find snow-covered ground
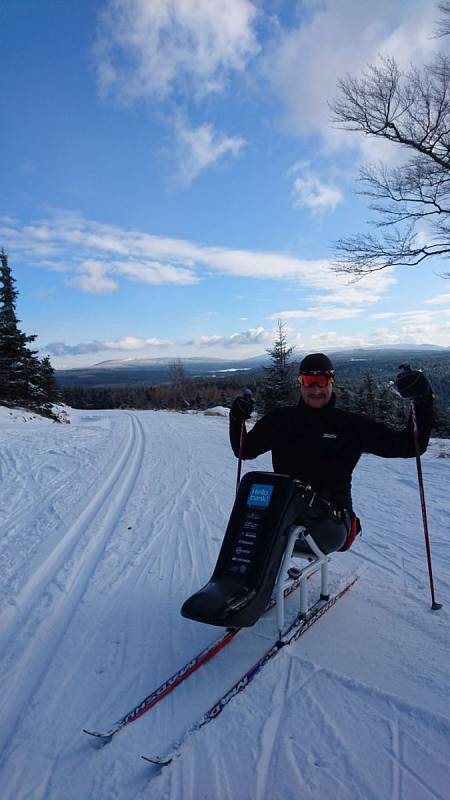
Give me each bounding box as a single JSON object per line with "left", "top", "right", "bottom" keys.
{"left": 0, "top": 406, "right": 449, "bottom": 800}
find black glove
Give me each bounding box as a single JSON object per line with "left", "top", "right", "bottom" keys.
{"left": 230, "top": 391, "right": 254, "bottom": 421}
{"left": 395, "top": 365, "right": 431, "bottom": 401}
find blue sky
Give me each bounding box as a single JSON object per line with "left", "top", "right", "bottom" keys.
{"left": 1, "top": 0, "right": 450, "bottom": 369}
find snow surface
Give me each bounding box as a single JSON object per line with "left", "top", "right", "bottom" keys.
{"left": 0, "top": 406, "right": 449, "bottom": 800}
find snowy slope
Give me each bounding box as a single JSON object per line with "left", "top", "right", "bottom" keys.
{"left": 0, "top": 406, "right": 449, "bottom": 800}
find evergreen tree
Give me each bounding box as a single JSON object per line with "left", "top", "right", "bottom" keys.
{"left": 0, "top": 251, "right": 59, "bottom": 413}
{"left": 37, "top": 355, "right": 62, "bottom": 411}
{"left": 376, "top": 385, "right": 396, "bottom": 425}
{"left": 336, "top": 384, "right": 352, "bottom": 411}
{"left": 362, "top": 373, "right": 377, "bottom": 418}
{"left": 0, "top": 250, "right": 38, "bottom": 404}
{"left": 169, "top": 358, "right": 190, "bottom": 409}
{"left": 259, "top": 321, "right": 296, "bottom": 415}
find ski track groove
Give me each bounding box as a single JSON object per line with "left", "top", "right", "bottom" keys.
{"left": 300, "top": 681, "right": 387, "bottom": 800}
{"left": 0, "top": 412, "right": 146, "bottom": 771}
{"left": 0, "top": 425, "right": 131, "bottom": 615}
{"left": 285, "top": 659, "right": 450, "bottom": 800}
{"left": 0, "top": 414, "right": 137, "bottom": 638}
{"left": 392, "top": 732, "right": 447, "bottom": 800}
{"left": 258, "top": 658, "right": 321, "bottom": 800}
{"left": 1, "top": 412, "right": 447, "bottom": 800}
{"left": 0, "top": 411, "right": 241, "bottom": 800}
{"left": 390, "top": 719, "right": 401, "bottom": 800}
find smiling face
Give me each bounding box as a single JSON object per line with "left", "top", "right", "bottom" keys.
{"left": 300, "top": 378, "right": 333, "bottom": 409}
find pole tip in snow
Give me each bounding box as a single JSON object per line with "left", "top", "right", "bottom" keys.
{"left": 431, "top": 602, "right": 443, "bottom": 610}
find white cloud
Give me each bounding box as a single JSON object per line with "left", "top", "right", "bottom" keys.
{"left": 191, "top": 311, "right": 218, "bottom": 322}
{"left": 425, "top": 293, "right": 450, "bottom": 305}
{"left": 290, "top": 162, "right": 343, "bottom": 213}
{"left": 369, "top": 322, "right": 450, "bottom": 346}
{"left": 191, "top": 335, "right": 225, "bottom": 347}
{"left": 269, "top": 306, "right": 363, "bottom": 321}
{"left": 35, "top": 287, "right": 56, "bottom": 300}
{"left": 175, "top": 121, "right": 246, "bottom": 184}
{"left": 103, "top": 336, "right": 172, "bottom": 349}
{"left": 44, "top": 337, "right": 172, "bottom": 357}
{"left": 43, "top": 341, "right": 106, "bottom": 357}
{"left": 188, "top": 326, "right": 272, "bottom": 347}
{"left": 33, "top": 260, "right": 71, "bottom": 273}
{"left": 367, "top": 311, "right": 450, "bottom": 346}
{"left": 94, "top": 1, "right": 257, "bottom": 182}
{"left": 3, "top": 212, "right": 395, "bottom": 309}
{"left": 67, "top": 260, "right": 118, "bottom": 293}
{"left": 370, "top": 310, "right": 438, "bottom": 324}
{"left": 268, "top": 0, "right": 438, "bottom": 156}
{"left": 95, "top": 0, "right": 260, "bottom": 103}
{"left": 305, "top": 331, "right": 371, "bottom": 350}
{"left": 228, "top": 326, "right": 272, "bottom": 345}
{"left": 113, "top": 259, "right": 198, "bottom": 285}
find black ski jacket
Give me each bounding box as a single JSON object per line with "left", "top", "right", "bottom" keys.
{"left": 229, "top": 394, "right": 433, "bottom": 511}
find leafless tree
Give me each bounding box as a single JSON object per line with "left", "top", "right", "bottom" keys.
{"left": 435, "top": 2, "right": 450, "bottom": 36}
{"left": 331, "top": 12, "right": 450, "bottom": 279}
{"left": 168, "top": 358, "right": 190, "bottom": 409}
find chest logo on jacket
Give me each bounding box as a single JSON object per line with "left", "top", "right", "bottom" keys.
{"left": 322, "top": 433, "right": 338, "bottom": 439}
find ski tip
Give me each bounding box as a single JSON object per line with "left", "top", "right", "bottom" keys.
{"left": 141, "top": 754, "right": 173, "bottom": 767}
{"left": 83, "top": 729, "right": 114, "bottom": 745}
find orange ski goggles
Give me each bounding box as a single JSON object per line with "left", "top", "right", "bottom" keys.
{"left": 298, "top": 371, "right": 335, "bottom": 388}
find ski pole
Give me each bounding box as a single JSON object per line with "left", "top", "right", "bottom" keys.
{"left": 235, "top": 390, "right": 253, "bottom": 496}
{"left": 410, "top": 400, "right": 442, "bottom": 611}
{"left": 236, "top": 420, "right": 245, "bottom": 496}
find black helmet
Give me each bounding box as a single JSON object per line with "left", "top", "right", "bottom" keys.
{"left": 299, "top": 353, "right": 334, "bottom": 374}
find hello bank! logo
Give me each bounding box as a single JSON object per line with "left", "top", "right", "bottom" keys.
{"left": 247, "top": 484, "right": 274, "bottom": 508}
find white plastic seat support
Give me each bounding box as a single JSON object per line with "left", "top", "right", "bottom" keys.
{"left": 274, "top": 525, "right": 330, "bottom": 639}
{"left": 275, "top": 525, "right": 303, "bottom": 636}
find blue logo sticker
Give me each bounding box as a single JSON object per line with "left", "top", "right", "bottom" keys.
{"left": 247, "top": 483, "right": 274, "bottom": 508}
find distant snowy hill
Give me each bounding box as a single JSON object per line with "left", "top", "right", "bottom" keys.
{"left": 55, "top": 346, "right": 450, "bottom": 388}
{"left": 0, "top": 406, "right": 448, "bottom": 799}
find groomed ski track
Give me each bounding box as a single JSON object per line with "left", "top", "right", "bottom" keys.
{"left": 0, "top": 408, "right": 449, "bottom": 799}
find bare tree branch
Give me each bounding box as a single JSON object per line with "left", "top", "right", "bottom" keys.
{"left": 331, "top": 48, "right": 450, "bottom": 277}
{"left": 434, "top": 2, "right": 450, "bottom": 37}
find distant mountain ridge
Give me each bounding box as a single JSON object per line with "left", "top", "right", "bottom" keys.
{"left": 92, "top": 356, "right": 232, "bottom": 369}
{"left": 89, "top": 343, "right": 447, "bottom": 371}
{"left": 55, "top": 346, "right": 450, "bottom": 388}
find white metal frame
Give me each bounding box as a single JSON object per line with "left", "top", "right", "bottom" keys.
{"left": 274, "top": 524, "right": 330, "bottom": 639}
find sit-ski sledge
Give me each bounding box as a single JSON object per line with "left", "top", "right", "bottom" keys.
{"left": 84, "top": 471, "right": 360, "bottom": 744}
{"left": 182, "top": 471, "right": 361, "bottom": 639}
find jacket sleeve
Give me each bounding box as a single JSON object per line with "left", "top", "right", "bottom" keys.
{"left": 229, "top": 410, "right": 278, "bottom": 460}
{"left": 357, "top": 396, "right": 433, "bottom": 458}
